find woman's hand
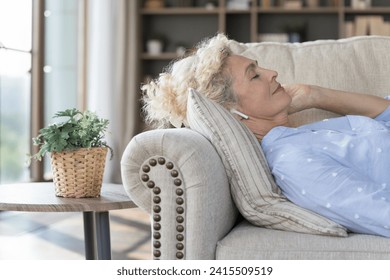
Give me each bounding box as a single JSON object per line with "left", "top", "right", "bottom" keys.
{"left": 284, "top": 84, "right": 317, "bottom": 114}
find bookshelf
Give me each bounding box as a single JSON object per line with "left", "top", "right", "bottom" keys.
{"left": 138, "top": 0, "right": 390, "bottom": 80}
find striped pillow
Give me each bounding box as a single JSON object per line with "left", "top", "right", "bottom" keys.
{"left": 187, "top": 88, "right": 347, "bottom": 236}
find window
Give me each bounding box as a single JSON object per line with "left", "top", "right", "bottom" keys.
{"left": 0, "top": 0, "right": 32, "bottom": 183}
{"left": 0, "top": 0, "right": 79, "bottom": 183}
{"left": 42, "top": 0, "right": 79, "bottom": 178}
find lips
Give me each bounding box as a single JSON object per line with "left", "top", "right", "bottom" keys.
{"left": 273, "top": 84, "right": 283, "bottom": 95}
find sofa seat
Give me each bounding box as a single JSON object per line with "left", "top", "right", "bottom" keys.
{"left": 216, "top": 220, "right": 390, "bottom": 260}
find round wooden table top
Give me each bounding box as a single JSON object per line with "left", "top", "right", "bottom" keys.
{"left": 0, "top": 182, "right": 136, "bottom": 212}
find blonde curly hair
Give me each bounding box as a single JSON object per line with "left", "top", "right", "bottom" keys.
{"left": 141, "top": 33, "right": 237, "bottom": 128}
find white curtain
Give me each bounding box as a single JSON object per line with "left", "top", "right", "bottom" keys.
{"left": 86, "top": 0, "right": 140, "bottom": 183}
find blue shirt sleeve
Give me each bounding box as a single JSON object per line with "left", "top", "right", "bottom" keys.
{"left": 375, "top": 96, "right": 390, "bottom": 122}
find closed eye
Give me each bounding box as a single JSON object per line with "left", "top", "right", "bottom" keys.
{"left": 251, "top": 74, "right": 259, "bottom": 80}
{"left": 245, "top": 60, "right": 260, "bottom": 80}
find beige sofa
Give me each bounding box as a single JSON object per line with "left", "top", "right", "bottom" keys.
{"left": 121, "top": 36, "right": 390, "bottom": 260}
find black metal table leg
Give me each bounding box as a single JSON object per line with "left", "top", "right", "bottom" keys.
{"left": 95, "top": 211, "right": 111, "bottom": 260}
{"left": 83, "top": 212, "right": 97, "bottom": 260}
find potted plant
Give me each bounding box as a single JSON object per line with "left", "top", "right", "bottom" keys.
{"left": 30, "top": 108, "right": 112, "bottom": 198}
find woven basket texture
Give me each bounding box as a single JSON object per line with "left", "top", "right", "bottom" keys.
{"left": 51, "top": 147, "right": 107, "bottom": 198}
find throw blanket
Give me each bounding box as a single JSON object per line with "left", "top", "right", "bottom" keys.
{"left": 262, "top": 101, "right": 390, "bottom": 237}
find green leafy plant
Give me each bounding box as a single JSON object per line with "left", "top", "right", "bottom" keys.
{"left": 30, "top": 108, "right": 112, "bottom": 161}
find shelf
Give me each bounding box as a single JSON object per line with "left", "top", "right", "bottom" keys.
{"left": 141, "top": 6, "right": 390, "bottom": 15}
{"left": 138, "top": 1, "right": 390, "bottom": 80}
{"left": 256, "top": 7, "right": 339, "bottom": 14}
{"left": 142, "top": 7, "right": 343, "bottom": 15}
{"left": 141, "top": 7, "right": 220, "bottom": 15}
{"left": 344, "top": 7, "right": 390, "bottom": 14}
{"left": 225, "top": 8, "right": 252, "bottom": 14}
{"left": 141, "top": 52, "right": 178, "bottom": 60}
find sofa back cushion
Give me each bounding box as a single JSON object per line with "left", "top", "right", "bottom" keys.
{"left": 228, "top": 36, "right": 390, "bottom": 126}
{"left": 187, "top": 88, "right": 347, "bottom": 236}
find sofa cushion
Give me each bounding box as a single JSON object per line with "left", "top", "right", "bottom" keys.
{"left": 216, "top": 220, "right": 390, "bottom": 259}
{"left": 187, "top": 88, "right": 347, "bottom": 237}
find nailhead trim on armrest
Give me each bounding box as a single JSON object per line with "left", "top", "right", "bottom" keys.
{"left": 141, "top": 157, "right": 185, "bottom": 260}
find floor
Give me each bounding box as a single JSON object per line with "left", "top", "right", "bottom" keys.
{"left": 0, "top": 208, "right": 151, "bottom": 260}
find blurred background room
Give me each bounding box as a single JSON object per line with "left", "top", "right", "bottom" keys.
{"left": 0, "top": 0, "right": 389, "bottom": 259}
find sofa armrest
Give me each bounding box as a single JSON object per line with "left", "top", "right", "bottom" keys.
{"left": 121, "top": 128, "right": 238, "bottom": 259}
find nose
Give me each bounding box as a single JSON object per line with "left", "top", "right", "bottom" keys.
{"left": 270, "top": 69, "right": 278, "bottom": 80}
{"left": 265, "top": 68, "right": 278, "bottom": 81}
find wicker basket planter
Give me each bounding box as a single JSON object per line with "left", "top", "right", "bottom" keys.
{"left": 30, "top": 109, "right": 112, "bottom": 198}
{"left": 51, "top": 147, "right": 108, "bottom": 198}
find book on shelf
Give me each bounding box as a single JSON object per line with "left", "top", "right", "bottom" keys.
{"left": 258, "top": 33, "right": 289, "bottom": 43}
{"left": 345, "top": 16, "right": 390, "bottom": 37}
{"left": 259, "top": 0, "right": 302, "bottom": 8}
{"left": 259, "top": 0, "right": 272, "bottom": 8}
{"left": 284, "top": 0, "right": 303, "bottom": 9}
{"left": 344, "top": 21, "right": 355, "bottom": 38}
{"left": 354, "top": 16, "right": 369, "bottom": 36}
{"left": 351, "top": 0, "right": 371, "bottom": 9}
{"left": 227, "top": 0, "right": 251, "bottom": 10}
{"left": 369, "top": 16, "right": 390, "bottom": 36}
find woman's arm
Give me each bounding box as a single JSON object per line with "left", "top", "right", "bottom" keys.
{"left": 285, "top": 84, "right": 390, "bottom": 118}
{"left": 312, "top": 85, "right": 390, "bottom": 118}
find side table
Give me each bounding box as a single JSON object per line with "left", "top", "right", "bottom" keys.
{"left": 0, "top": 182, "right": 136, "bottom": 260}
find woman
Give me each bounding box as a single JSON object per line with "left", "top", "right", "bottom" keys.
{"left": 142, "top": 34, "right": 390, "bottom": 237}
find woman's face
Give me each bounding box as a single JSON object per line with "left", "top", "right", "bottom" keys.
{"left": 226, "top": 55, "right": 291, "bottom": 120}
